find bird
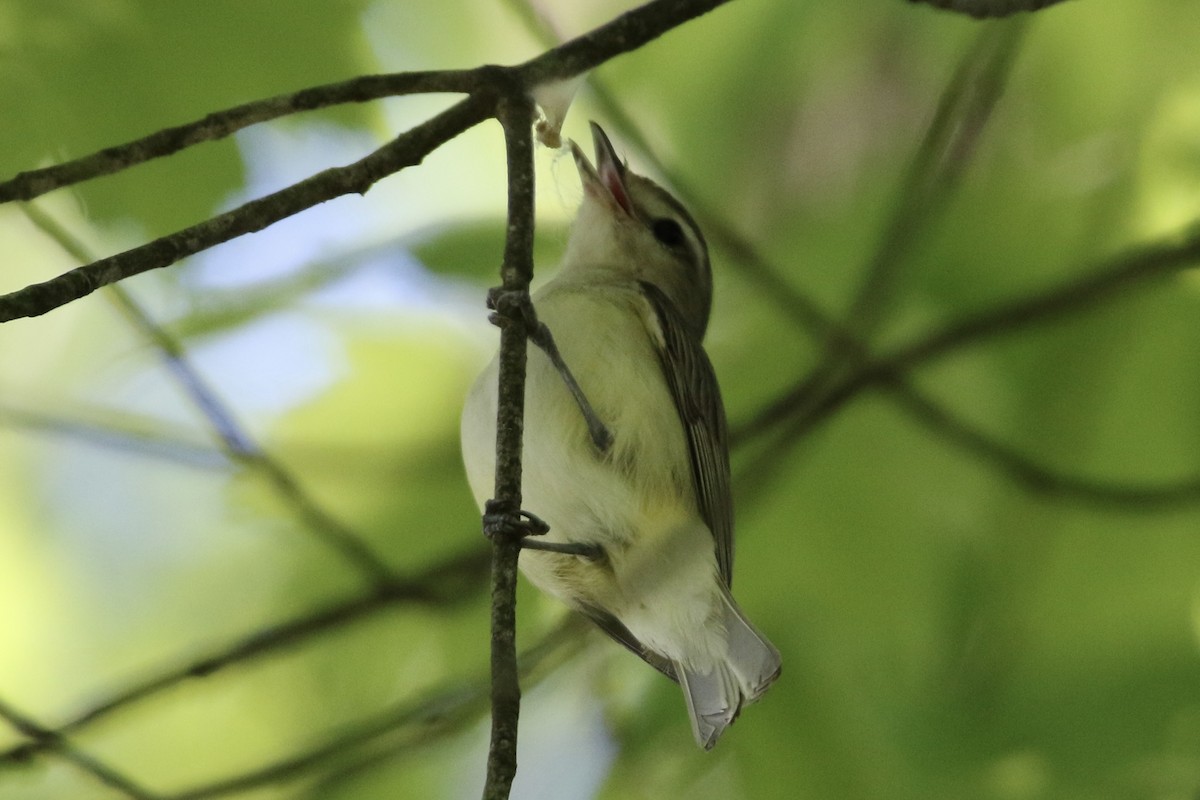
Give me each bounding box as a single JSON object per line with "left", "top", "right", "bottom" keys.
{"left": 461, "top": 121, "right": 780, "bottom": 749}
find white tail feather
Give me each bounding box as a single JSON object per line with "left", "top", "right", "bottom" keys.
{"left": 677, "top": 586, "right": 781, "bottom": 749}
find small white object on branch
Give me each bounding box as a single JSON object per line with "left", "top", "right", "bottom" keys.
{"left": 533, "top": 76, "right": 583, "bottom": 148}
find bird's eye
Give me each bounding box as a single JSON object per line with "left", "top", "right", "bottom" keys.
{"left": 651, "top": 218, "right": 685, "bottom": 248}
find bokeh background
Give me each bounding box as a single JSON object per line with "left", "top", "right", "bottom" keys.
{"left": 2, "top": 1, "right": 1200, "bottom": 798}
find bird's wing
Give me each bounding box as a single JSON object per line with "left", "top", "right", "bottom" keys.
{"left": 637, "top": 280, "right": 734, "bottom": 585}
{"left": 578, "top": 603, "right": 679, "bottom": 682}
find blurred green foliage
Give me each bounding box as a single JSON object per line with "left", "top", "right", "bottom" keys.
{"left": 2, "top": 1, "right": 1200, "bottom": 799}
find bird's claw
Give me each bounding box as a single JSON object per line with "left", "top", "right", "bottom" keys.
{"left": 487, "top": 286, "right": 538, "bottom": 335}
{"left": 483, "top": 498, "right": 549, "bottom": 543}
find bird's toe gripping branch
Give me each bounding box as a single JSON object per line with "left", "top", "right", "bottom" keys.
{"left": 483, "top": 498, "right": 549, "bottom": 542}
{"left": 482, "top": 499, "right": 602, "bottom": 559}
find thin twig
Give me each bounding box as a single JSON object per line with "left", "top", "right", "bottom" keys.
{"left": 907, "top": 0, "right": 1072, "bottom": 17}
{"left": 293, "top": 616, "right": 586, "bottom": 800}
{"left": 0, "top": 94, "right": 494, "bottom": 322}
{"left": 0, "top": 71, "right": 482, "bottom": 203}
{"left": 0, "top": 401, "right": 228, "bottom": 469}
{"left": 843, "top": 21, "right": 1026, "bottom": 338}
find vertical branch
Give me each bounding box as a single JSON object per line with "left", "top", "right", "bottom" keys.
{"left": 482, "top": 89, "right": 537, "bottom": 800}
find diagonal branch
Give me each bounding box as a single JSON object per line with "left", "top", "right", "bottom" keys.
{"left": 840, "top": 20, "right": 1026, "bottom": 340}
{"left": 0, "top": 71, "right": 484, "bottom": 204}
{"left": 0, "top": 94, "right": 493, "bottom": 322}
{"left": 777, "top": 22, "right": 1026, "bottom": 429}
{"left": 0, "top": 699, "right": 159, "bottom": 800}
{"left": 744, "top": 225, "right": 1200, "bottom": 487}
{"left": 887, "top": 383, "right": 1200, "bottom": 507}
{"left": 164, "top": 619, "right": 581, "bottom": 800}
{"left": 0, "top": 0, "right": 737, "bottom": 324}
{"left": 0, "top": 0, "right": 732, "bottom": 208}
{"left": 0, "top": 549, "right": 489, "bottom": 767}
{"left": 20, "top": 203, "right": 397, "bottom": 585}
{"left": 0, "top": 400, "right": 228, "bottom": 469}
{"left": 502, "top": 1, "right": 1161, "bottom": 513}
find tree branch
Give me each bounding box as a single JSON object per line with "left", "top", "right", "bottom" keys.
{"left": 0, "top": 549, "right": 489, "bottom": 767}
{"left": 20, "top": 203, "right": 397, "bottom": 586}
{"left": 907, "top": 0, "right": 1073, "bottom": 17}
{"left": 506, "top": 7, "right": 1162, "bottom": 515}
{"left": 0, "top": 71, "right": 482, "bottom": 204}
{"left": 0, "top": 699, "right": 158, "bottom": 800}
{"left": 481, "top": 90, "right": 537, "bottom": 800}
{"left": 887, "top": 383, "right": 1200, "bottom": 507}
{"left": 0, "top": 94, "right": 493, "bottom": 322}
{"left": 758, "top": 22, "right": 1025, "bottom": 437}
{"left": 0, "top": 0, "right": 736, "bottom": 324}
{"left": 0, "top": 401, "right": 228, "bottom": 469}
{"left": 0, "top": 0, "right": 733, "bottom": 208}
{"left": 163, "top": 619, "right": 581, "bottom": 800}
{"left": 742, "top": 225, "right": 1200, "bottom": 489}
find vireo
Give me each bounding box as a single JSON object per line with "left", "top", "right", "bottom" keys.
{"left": 461, "top": 122, "right": 780, "bottom": 749}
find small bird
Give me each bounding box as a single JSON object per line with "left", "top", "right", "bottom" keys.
{"left": 461, "top": 122, "right": 780, "bottom": 749}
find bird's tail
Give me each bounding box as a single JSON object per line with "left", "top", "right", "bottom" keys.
{"left": 677, "top": 587, "right": 781, "bottom": 750}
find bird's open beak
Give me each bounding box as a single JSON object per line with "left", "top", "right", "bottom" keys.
{"left": 571, "top": 122, "right": 634, "bottom": 216}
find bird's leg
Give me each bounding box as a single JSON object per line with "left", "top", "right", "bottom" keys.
{"left": 488, "top": 287, "right": 613, "bottom": 454}
{"left": 520, "top": 539, "right": 605, "bottom": 559}
{"left": 482, "top": 499, "right": 604, "bottom": 560}
{"left": 527, "top": 321, "right": 614, "bottom": 454}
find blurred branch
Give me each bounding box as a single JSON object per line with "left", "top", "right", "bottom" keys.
{"left": 0, "top": 0, "right": 735, "bottom": 323}
{"left": 743, "top": 225, "right": 1200, "bottom": 494}
{"left": 842, "top": 21, "right": 1025, "bottom": 342}
{"left": 0, "top": 549, "right": 490, "bottom": 768}
{"left": 774, "top": 22, "right": 1026, "bottom": 431}
{"left": 0, "top": 699, "right": 158, "bottom": 800}
{"left": 906, "top": 0, "right": 1073, "bottom": 18}
{"left": 888, "top": 384, "right": 1200, "bottom": 507}
{"left": 880, "top": 226, "right": 1200, "bottom": 376}
{"left": 167, "top": 240, "right": 394, "bottom": 339}
{"left": 165, "top": 617, "right": 582, "bottom": 800}
{"left": 0, "top": 617, "right": 579, "bottom": 800}
{"left": 0, "top": 400, "right": 228, "bottom": 469}
{"left": 21, "top": 203, "right": 398, "bottom": 587}
{"left": 297, "top": 617, "right": 587, "bottom": 800}
{"left": 503, "top": 1, "right": 1179, "bottom": 515}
